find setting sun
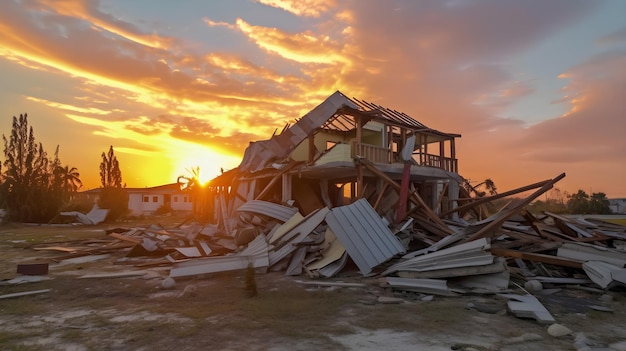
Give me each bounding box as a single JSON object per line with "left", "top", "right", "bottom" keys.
{"left": 171, "top": 144, "right": 241, "bottom": 185}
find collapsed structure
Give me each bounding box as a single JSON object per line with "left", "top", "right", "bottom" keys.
{"left": 205, "top": 90, "right": 461, "bottom": 229}
{"left": 23, "top": 91, "right": 626, "bottom": 325}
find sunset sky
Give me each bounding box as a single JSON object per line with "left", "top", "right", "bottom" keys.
{"left": 1, "top": 0, "right": 625, "bottom": 198}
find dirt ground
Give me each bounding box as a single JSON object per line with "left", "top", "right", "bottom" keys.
{"left": 1, "top": 220, "right": 626, "bottom": 351}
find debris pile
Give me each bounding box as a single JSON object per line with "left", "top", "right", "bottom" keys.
{"left": 12, "top": 91, "right": 626, "bottom": 331}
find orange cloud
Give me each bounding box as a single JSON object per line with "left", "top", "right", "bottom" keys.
{"left": 235, "top": 18, "right": 348, "bottom": 64}
{"left": 202, "top": 18, "right": 235, "bottom": 29}
{"left": 256, "top": 0, "right": 337, "bottom": 17}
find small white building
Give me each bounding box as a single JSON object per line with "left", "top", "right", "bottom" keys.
{"left": 609, "top": 198, "right": 626, "bottom": 214}
{"left": 126, "top": 183, "right": 192, "bottom": 216}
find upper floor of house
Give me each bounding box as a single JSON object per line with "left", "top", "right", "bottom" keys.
{"left": 287, "top": 91, "right": 460, "bottom": 173}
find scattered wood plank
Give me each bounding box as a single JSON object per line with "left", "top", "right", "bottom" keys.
{"left": 0, "top": 289, "right": 51, "bottom": 300}
{"left": 489, "top": 247, "right": 583, "bottom": 269}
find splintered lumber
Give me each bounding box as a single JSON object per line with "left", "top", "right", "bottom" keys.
{"left": 489, "top": 248, "right": 583, "bottom": 269}
{"left": 466, "top": 173, "right": 565, "bottom": 241}
{"left": 255, "top": 161, "right": 303, "bottom": 201}
{"left": 439, "top": 179, "right": 551, "bottom": 218}
{"left": 269, "top": 207, "right": 329, "bottom": 266}
{"left": 356, "top": 157, "right": 452, "bottom": 232}
{"left": 373, "top": 183, "right": 390, "bottom": 210}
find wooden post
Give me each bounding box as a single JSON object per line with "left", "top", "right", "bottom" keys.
{"left": 357, "top": 163, "right": 363, "bottom": 200}
{"left": 388, "top": 126, "right": 394, "bottom": 162}
{"left": 423, "top": 137, "right": 428, "bottom": 165}
{"left": 439, "top": 140, "right": 445, "bottom": 170}
{"left": 356, "top": 116, "right": 362, "bottom": 157}
{"left": 450, "top": 138, "right": 456, "bottom": 172}
{"left": 308, "top": 135, "right": 316, "bottom": 163}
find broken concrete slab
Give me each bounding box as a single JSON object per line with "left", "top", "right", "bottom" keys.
{"left": 498, "top": 293, "right": 556, "bottom": 324}
{"left": 582, "top": 260, "right": 626, "bottom": 289}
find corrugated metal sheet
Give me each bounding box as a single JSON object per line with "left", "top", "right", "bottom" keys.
{"left": 169, "top": 235, "right": 269, "bottom": 278}
{"left": 325, "top": 199, "right": 405, "bottom": 274}
{"left": 382, "top": 238, "right": 492, "bottom": 276}
{"left": 236, "top": 200, "right": 298, "bottom": 223}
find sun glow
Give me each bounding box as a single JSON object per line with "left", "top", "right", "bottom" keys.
{"left": 171, "top": 144, "right": 241, "bottom": 185}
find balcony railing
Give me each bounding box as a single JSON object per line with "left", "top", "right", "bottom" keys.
{"left": 351, "top": 142, "right": 458, "bottom": 173}
{"left": 351, "top": 142, "right": 392, "bottom": 163}
{"left": 419, "top": 153, "right": 458, "bottom": 173}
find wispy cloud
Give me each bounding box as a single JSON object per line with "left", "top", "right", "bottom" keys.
{"left": 255, "top": 0, "right": 337, "bottom": 17}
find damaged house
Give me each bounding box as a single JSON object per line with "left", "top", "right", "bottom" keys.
{"left": 26, "top": 91, "right": 626, "bottom": 328}
{"left": 206, "top": 90, "right": 462, "bottom": 228}
{"left": 170, "top": 90, "right": 468, "bottom": 277}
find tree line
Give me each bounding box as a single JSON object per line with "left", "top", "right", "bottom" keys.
{"left": 0, "top": 114, "right": 127, "bottom": 223}
{"left": 529, "top": 188, "right": 612, "bottom": 215}
{"left": 463, "top": 179, "right": 612, "bottom": 215}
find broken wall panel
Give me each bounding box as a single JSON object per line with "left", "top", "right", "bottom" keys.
{"left": 268, "top": 207, "right": 329, "bottom": 267}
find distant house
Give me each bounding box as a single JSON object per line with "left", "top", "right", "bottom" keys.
{"left": 78, "top": 183, "right": 193, "bottom": 217}
{"left": 127, "top": 183, "right": 192, "bottom": 216}
{"left": 609, "top": 198, "right": 626, "bottom": 214}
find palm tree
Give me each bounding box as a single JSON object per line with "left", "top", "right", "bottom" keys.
{"left": 463, "top": 178, "right": 498, "bottom": 197}
{"left": 56, "top": 165, "right": 83, "bottom": 195}
{"left": 177, "top": 166, "right": 201, "bottom": 191}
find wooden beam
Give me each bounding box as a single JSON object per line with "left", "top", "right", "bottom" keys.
{"left": 373, "top": 183, "right": 389, "bottom": 210}
{"left": 255, "top": 161, "right": 303, "bottom": 201}
{"left": 489, "top": 248, "right": 583, "bottom": 269}
{"left": 439, "top": 179, "right": 552, "bottom": 218}
{"left": 465, "top": 173, "right": 566, "bottom": 242}
{"left": 434, "top": 182, "right": 449, "bottom": 214}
